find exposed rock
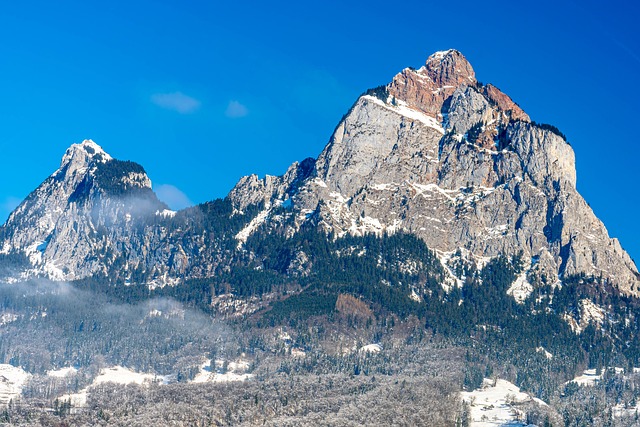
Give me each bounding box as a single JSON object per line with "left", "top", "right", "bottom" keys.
{"left": 388, "top": 49, "right": 475, "bottom": 119}
{"left": 482, "top": 84, "right": 530, "bottom": 122}
{"left": 229, "top": 50, "right": 640, "bottom": 295}
{"left": 0, "top": 140, "right": 213, "bottom": 284}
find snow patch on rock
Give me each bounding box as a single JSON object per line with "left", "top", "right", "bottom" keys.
{"left": 536, "top": 347, "right": 553, "bottom": 360}
{"left": 507, "top": 269, "right": 533, "bottom": 304}
{"left": 563, "top": 299, "right": 607, "bottom": 334}
{"left": 235, "top": 206, "right": 271, "bottom": 247}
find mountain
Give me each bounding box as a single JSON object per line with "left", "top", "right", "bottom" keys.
{"left": 3, "top": 50, "right": 640, "bottom": 425}
{"left": 230, "top": 49, "right": 639, "bottom": 296}
{"left": 0, "top": 140, "right": 262, "bottom": 286}
{"left": 0, "top": 140, "right": 167, "bottom": 281}
{"left": 0, "top": 49, "right": 638, "bottom": 305}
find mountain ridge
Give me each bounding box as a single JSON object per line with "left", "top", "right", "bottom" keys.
{"left": 0, "top": 50, "right": 638, "bottom": 299}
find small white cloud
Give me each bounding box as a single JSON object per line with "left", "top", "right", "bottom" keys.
{"left": 1, "top": 196, "right": 21, "bottom": 223}
{"left": 225, "top": 100, "right": 249, "bottom": 118}
{"left": 151, "top": 92, "right": 201, "bottom": 114}
{"left": 154, "top": 184, "right": 193, "bottom": 211}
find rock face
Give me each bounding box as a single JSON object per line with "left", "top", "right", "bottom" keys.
{"left": 0, "top": 140, "right": 166, "bottom": 280}
{"left": 229, "top": 50, "right": 640, "bottom": 295}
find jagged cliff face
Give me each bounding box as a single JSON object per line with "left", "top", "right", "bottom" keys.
{"left": 229, "top": 49, "right": 640, "bottom": 295}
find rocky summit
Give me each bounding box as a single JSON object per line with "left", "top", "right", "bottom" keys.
{"left": 0, "top": 140, "right": 166, "bottom": 281}
{"left": 229, "top": 49, "right": 640, "bottom": 296}
{"left": 1, "top": 50, "right": 639, "bottom": 300}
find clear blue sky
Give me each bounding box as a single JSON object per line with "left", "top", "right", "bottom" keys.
{"left": 1, "top": 0, "right": 638, "bottom": 263}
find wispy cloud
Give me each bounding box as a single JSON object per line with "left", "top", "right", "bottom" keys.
{"left": 154, "top": 184, "right": 193, "bottom": 210}
{"left": 1, "top": 196, "right": 21, "bottom": 223}
{"left": 151, "top": 92, "right": 201, "bottom": 114}
{"left": 225, "top": 100, "right": 249, "bottom": 118}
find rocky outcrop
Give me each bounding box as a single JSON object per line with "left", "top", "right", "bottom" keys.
{"left": 387, "top": 49, "right": 475, "bottom": 118}
{"left": 229, "top": 50, "right": 640, "bottom": 295}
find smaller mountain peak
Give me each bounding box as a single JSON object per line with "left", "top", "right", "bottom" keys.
{"left": 53, "top": 140, "right": 113, "bottom": 184}
{"left": 59, "top": 139, "right": 112, "bottom": 169}
{"left": 423, "top": 49, "right": 476, "bottom": 87}
{"left": 429, "top": 49, "right": 459, "bottom": 60}
{"left": 70, "top": 139, "right": 112, "bottom": 160}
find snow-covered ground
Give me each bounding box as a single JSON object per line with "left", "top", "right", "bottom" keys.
{"left": 58, "top": 366, "right": 168, "bottom": 407}
{"left": 0, "top": 312, "right": 18, "bottom": 326}
{"left": 613, "top": 402, "right": 640, "bottom": 419}
{"left": 47, "top": 367, "right": 78, "bottom": 378}
{"left": 569, "top": 368, "right": 601, "bottom": 386}
{"left": 461, "top": 378, "right": 546, "bottom": 427}
{"left": 359, "top": 343, "right": 382, "bottom": 354}
{"left": 568, "top": 367, "right": 625, "bottom": 386}
{"left": 567, "top": 367, "right": 640, "bottom": 418}
{"left": 0, "top": 364, "right": 30, "bottom": 405}
{"left": 192, "top": 358, "right": 253, "bottom": 383}
{"left": 93, "top": 366, "right": 165, "bottom": 386}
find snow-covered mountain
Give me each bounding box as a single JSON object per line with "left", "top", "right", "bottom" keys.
{"left": 229, "top": 49, "right": 640, "bottom": 296}
{"left": 0, "top": 140, "right": 163, "bottom": 280}
{"left": 0, "top": 50, "right": 638, "bottom": 298}
{"left": 3, "top": 50, "right": 640, "bottom": 426}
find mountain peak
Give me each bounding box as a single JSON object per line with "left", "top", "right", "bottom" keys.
{"left": 423, "top": 49, "right": 476, "bottom": 86}
{"left": 54, "top": 139, "right": 113, "bottom": 183}
{"left": 387, "top": 49, "right": 476, "bottom": 118}
{"left": 0, "top": 140, "right": 160, "bottom": 280}
{"left": 59, "top": 139, "right": 112, "bottom": 170}
{"left": 233, "top": 48, "right": 640, "bottom": 295}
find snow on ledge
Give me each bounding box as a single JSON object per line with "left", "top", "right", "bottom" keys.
{"left": 362, "top": 95, "right": 445, "bottom": 135}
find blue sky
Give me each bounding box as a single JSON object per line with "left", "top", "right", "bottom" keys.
{"left": 1, "top": 0, "right": 639, "bottom": 263}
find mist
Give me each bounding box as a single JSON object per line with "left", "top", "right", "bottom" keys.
{"left": 0, "top": 277, "right": 233, "bottom": 377}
